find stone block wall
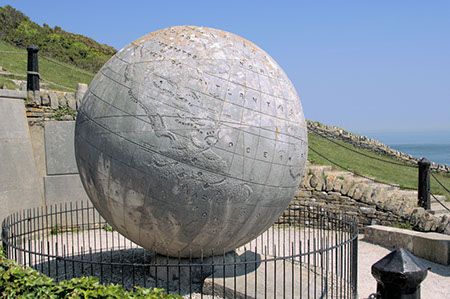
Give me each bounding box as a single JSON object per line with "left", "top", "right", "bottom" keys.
{"left": 25, "top": 83, "right": 87, "bottom": 124}
{"left": 277, "top": 168, "right": 450, "bottom": 235}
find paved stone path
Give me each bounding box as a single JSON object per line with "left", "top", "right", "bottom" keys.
{"left": 358, "top": 235, "right": 450, "bottom": 299}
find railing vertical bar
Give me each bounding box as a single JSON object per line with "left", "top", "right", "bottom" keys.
{"left": 178, "top": 250, "right": 182, "bottom": 295}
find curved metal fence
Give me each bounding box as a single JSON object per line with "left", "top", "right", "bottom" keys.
{"left": 1, "top": 201, "right": 358, "bottom": 298}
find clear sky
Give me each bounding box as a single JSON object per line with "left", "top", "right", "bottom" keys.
{"left": 5, "top": 0, "right": 450, "bottom": 132}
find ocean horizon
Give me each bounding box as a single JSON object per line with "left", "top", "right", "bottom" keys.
{"left": 354, "top": 129, "right": 450, "bottom": 166}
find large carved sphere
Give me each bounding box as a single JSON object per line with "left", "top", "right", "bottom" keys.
{"left": 75, "top": 26, "right": 307, "bottom": 257}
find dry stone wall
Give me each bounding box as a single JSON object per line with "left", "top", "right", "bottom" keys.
{"left": 277, "top": 166, "right": 450, "bottom": 235}
{"left": 25, "top": 83, "right": 87, "bottom": 125}
{"left": 307, "top": 120, "right": 450, "bottom": 174}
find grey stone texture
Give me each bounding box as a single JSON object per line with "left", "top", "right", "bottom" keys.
{"left": 66, "top": 93, "right": 76, "bottom": 110}
{"left": 49, "top": 92, "right": 59, "bottom": 109}
{"left": 45, "top": 121, "right": 78, "bottom": 175}
{"left": 0, "top": 89, "right": 27, "bottom": 99}
{"left": 0, "top": 97, "right": 43, "bottom": 222}
{"left": 43, "top": 174, "right": 89, "bottom": 205}
{"left": 75, "top": 83, "right": 88, "bottom": 109}
{"left": 280, "top": 165, "right": 450, "bottom": 236}
{"left": 74, "top": 26, "right": 308, "bottom": 257}
{"left": 365, "top": 225, "right": 450, "bottom": 265}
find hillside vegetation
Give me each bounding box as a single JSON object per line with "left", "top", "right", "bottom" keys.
{"left": 0, "top": 40, "right": 95, "bottom": 91}
{"left": 0, "top": 5, "right": 116, "bottom": 73}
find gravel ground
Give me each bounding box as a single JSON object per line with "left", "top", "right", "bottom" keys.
{"left": 357, "top": 235, "right": 450, "bottom": 299}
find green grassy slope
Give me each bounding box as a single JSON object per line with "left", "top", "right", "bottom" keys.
{"left": 0, "top": 41, "right": 95, "bottom": 91}
{"left": 0, "top": 5, "right": 116, "bottom": 73}
{"left": 308, "top": 133, "right": 450, "bottom": 200}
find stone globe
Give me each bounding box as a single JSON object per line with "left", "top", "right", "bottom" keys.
{"left": 75, "top": 26, "right": 307, "bottom": 257}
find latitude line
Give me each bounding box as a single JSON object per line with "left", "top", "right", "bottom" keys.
{"left": 77, "top": 110, "right": 299, "bottom": 189}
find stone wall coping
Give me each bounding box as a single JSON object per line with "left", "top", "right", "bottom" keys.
{"left": 364, "top": 225, "right": 450, "bottom": 265}
{"left": 0, "top": 89, "right": 27, "bottom": 99}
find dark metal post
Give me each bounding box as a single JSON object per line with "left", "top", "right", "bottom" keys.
{"left": 27, "top": 44, "right": 40, "bottom": 91}
{"left": 372, "top": 248, "right": 428, "bottom": 299}
{"left": 418, "top": 158, "right": 430, "bottom": 210}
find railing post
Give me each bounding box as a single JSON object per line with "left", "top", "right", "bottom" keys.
{"left": 26, "top": 44, "right": 40, "bottom": 91}
{"left": 352, "top": 231, "right": 358, "bottom": 297}
{"left": 372, "top": 248, "right": 428, "bottom": 299}
{"left": 418, "top": 158, "right": 430, "bottom": 210}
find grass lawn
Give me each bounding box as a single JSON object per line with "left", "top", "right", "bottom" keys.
{"left": 308, "top": 133, "right": 450, "bottom": 200}
{"left": 0, "top": 41, "right": 95, "bottom": 91}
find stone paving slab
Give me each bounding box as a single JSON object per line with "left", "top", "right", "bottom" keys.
{"left": 203, "top": 251, "right": 327, "bottom": 299}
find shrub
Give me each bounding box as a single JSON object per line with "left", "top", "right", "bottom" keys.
{"left": 0, "top": 5, "right": 116, "bottom": 73}
{"left": 0, "top": 247, "right": 181, "bottom": 298}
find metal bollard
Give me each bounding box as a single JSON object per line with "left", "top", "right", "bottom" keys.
{"left": 26, "top": 44, "right": 40, "bottom": 91}
{"left": 418, "top": 158, "right": 431, "bottom": 210}
{"left": 371, "top": 248, "right": 429, "bottom": 299}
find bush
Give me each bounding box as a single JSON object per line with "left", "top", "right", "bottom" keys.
{"left": 0, "top": 247, "right": 181, "bottom": 298}
{"left": 0, "top": 5, "right": 116, "bottom": 73}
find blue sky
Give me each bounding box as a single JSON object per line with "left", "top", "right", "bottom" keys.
{"left": 5, "top": 0, "right": 450, "bottom": 132}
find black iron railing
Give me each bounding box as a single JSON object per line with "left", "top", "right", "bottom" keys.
{"left": 2, "top": 201, "right": 358, "bottom": 298}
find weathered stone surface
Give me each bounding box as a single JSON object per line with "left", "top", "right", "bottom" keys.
{"left": 340, "top": 179, "right": 352, "bottom": 195}
{"left": 44, "top": 121, "right": 78, "bottom": 175}
{"left": 360, "top": 207, "right": 376, "bottom": 216}
{"left": 49, "top": 92, "right": 59, "bottom": 109}
{"left": 326, "top": 191, "right": 342, "bottom": 201}
{"left": 438, "top": 215, "right": 449, "bottom": 233}
{"left": 74, "top": 26, "right": 308, "bottom": 257}
{"left": 332, "top": 178, "right": 344, "bottom": 192}
{"left": 295, "top": 190, "right": 311, "bottom": 198}
{"left": 352, "top": 183, "right": 366, "bottom": 200}
{"left": 0, "top": 89, "right": 27, "bottom": 99}
{"left": 347, "top": 183, "right": 359, "bottom": 198}
{"left": 413, "top": 231, "right": 450, "bottom": 265}
{"left": 26, "top": 107, "right": 45, "bottom": 117}
{"left": 360, "top": 186, "right": 376, "bottom": 204}
{"left": 325, "top": 175, "right": 335, "bottom": 191}
{"left": 310, "top": 175, "right": 319, "bottom": 188}
{"left": 42, "top": 93, "right": 50, "bottom": 106}
{"left": 312, "top": 191, "right": 328, "bottom": 200}
{"left": 303, "top": 174, "right": 313, "bottom": 189}
{"left": 365, "top": 225, "right": 450, "bottom": 265}
{"left": 61, "top": 115, "right": 73, "bottom": 121}
{"left": 410, "top": 208, "right": 426, "bottom": 227}
{"left": 75, "top": 83, "right": 88, "bottom": 109}
{"left": 66, "top": 93, "right": 76, "bottom": 110}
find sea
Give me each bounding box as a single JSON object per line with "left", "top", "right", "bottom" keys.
{"left": 354, "top": 129, "right": 450, "bottom": 166}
